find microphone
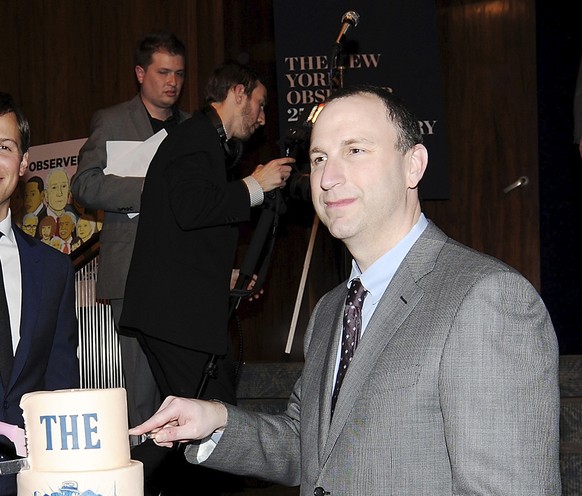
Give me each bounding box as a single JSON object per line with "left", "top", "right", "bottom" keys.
{"left": 334, "top": 11, "right": 360, "bottom": 45}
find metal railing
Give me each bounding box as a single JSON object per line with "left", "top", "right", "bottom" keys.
{"left": 73, "top": 235, "right": 123, "bottom": 389}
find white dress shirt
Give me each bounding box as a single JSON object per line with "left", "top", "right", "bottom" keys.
{"left": 0, "top": 210, "right": 23, "bottom": 354}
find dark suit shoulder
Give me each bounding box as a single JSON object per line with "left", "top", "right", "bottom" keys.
{"left": 14, "top": 225, "right": 73, "bottom": 268}
{"left": 160, "top": 111, "right": 220, "bottom": 149}
{"left": 96, "top": 95, "right": 143, "bottom": 118}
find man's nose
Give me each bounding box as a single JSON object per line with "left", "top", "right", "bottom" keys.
{"left": 258, "top": 109, "right": 266, "bottom": 126}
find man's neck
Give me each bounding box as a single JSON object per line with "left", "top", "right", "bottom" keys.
{"left": 140, "top": 95, "right": 172, "bottom": 121}
{"left": 0, "top": 206, "right": 9, "bottom": 224}
{"left": 209, "top": 102, "right": 232, "bottom": 139}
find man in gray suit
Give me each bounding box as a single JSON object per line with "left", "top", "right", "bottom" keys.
{"left": 71, "top": 31, "right": 190, "bottom": 431}
{"left": 129, "top": 85, "right": 561, "bottom": 495}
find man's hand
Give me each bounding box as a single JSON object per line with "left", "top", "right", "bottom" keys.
{"left": 231, "top": 269, "right": 263, "bottom": 301}
{"left": 252, "top": 157, "right": 295, "bottom": 192}
{"left": 128, "top": 396, "right": 228, "bottom": 448}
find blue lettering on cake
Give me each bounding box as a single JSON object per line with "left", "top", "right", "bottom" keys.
{"left": 83, "top": 413, "right": 100, "bottom": 449}
{"left": 38, "top": 413, "right": 101, "bottom": 450}
{"left": 60, "top": 414, "right": 79, "bottom": 450}
{"left": 39, "top": 415, "right": 57, "bottom": 450}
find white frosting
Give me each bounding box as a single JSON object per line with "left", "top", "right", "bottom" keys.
{"left": 20, "top": 388, "right": 131, "bottom": 471}
{"left": 17, "top": 460, "right": 143, "bottom": 495}
{"left": 18, "top": 388, "right": 143, "bottom": 495}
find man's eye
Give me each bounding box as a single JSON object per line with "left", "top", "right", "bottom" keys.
{"left": 349, "top": 148, "right": 364, "bottom": 155}
{"left": 311, "top": 156, "right": 326, "bottom": 166}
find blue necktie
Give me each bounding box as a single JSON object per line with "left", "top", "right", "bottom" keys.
{"left": 331, "top": 278, "right": 367, "bottom": 416}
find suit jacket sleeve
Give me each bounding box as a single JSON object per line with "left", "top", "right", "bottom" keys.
{"left": 42, "top": 252, "right": 80, "bottom": 390}
{"left": 182, "top": 302, "right": 324, "bottom": 486}
{"left": 441, "top": 270, "right": 560, "bottom": 494}
{"left": 185, "top": 386, "right": 303, "bottom": 487}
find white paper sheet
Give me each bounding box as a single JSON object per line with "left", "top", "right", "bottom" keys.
{"left": 105, "top": 129, "right": 167, "bottom": 178}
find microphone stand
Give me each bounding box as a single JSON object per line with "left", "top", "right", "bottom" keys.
{"left": 195, "top": 189, "right": 286, "bottom": 398}
{"left": 328, "top": 43, "right": 344, "bottom": 94}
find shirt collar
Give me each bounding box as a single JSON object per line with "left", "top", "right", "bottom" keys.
{"left": 0, "top": 211, "right": 16, "bottom": 244}
{"left": 348, "top": 213, "right": 429, "bottom": 304}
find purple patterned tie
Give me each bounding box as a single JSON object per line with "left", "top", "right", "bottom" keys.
{"left": 331, "top": 278, "right": 367, "bottom": 416}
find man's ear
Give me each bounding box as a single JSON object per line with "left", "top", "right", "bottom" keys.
{"left": 233, "top": 84, "right": 246, "bottom": 104}
{"left": 19, "top": 152, "right": 29, "bottom": 177}
{"left": 407, "top": 144, "right": 428, "bottom": 189}
{"left": 135, "top": 65, "right": 145, "bottom": 84}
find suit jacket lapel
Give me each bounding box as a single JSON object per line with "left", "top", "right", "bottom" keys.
{"left": 10, "top": 227, "right": 42, "bottom": 390}
{"left": 316, "top": 291, "right": 344, "bottom": 451}
{"left": 128, "top": 95, "right": 156, "bottom": 139}
{"left": 321, "top": 222, "right": 447, "bottom": 461}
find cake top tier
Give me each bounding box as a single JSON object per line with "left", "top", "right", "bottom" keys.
{"left": 20, "top": 388, "right": 131, "bottom": 471}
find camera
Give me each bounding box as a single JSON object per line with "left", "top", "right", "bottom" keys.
{"left": 283, "top": 104, "right": 324, "bottom": 203}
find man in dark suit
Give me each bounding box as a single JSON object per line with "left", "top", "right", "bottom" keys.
{"left": 130, "top": 85, "right": 561, "bottom": 495}
{"left": 71, "top": 31, "right": 190, "bottom": 433}
{"left": 0, "top": 93, "right": 79, "bottom": 496}
{"left": 120, "top": 61, "right": 294, "bottom": 495}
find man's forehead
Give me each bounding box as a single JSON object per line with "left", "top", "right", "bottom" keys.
{"left": 151, "top": 50, "right": 184, "bottom": 63}
{"left": 323, "top": 93, "right": 382, "bottom": 115}
{"left": 313, "top": 94, "right": 390, "bottom": 137}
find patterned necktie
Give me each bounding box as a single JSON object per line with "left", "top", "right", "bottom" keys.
{"left": 0, "top": 235, "right": 14, "bottom": 389}
{"left": 331, "top": 278, "right": 367, "bottom": 416}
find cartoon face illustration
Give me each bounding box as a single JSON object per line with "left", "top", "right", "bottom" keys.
{"left": 39, "top": 215, "right": 57, "bottom": 241}
{"left": 22, "top": 213, "right": 38, "bottom": 237}
{"left": 44, "top": 169, "right": 71, "bottom": 213}
{"left": 58, "top": 212, "right": 76, "bottom": 240}
{"left": 24, "top": 176, "right": 44, "bottom": 213}
{"left": 76, "top": 216, "right": 96, "bottom": 242}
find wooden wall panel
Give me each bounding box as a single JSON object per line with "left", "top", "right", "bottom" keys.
{"left": 1, "top": 0, "right": 225, "bottom": 145}
{"left": 424, "top": 0, "right": 540, "bottom": 289}
{"left": 425, "top": 0, "right": 540, "bottom": 288}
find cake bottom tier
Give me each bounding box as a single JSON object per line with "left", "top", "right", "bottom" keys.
{"left": 17, "top": 459, "right": 143, "bottom": 496}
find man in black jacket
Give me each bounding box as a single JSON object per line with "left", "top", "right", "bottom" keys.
{"left": 121, "top": 61, "right": 294, "bottom": 495}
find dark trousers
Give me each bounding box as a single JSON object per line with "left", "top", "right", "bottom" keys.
{"left": 111, "top": 298, "right": 161, "bottom": 430}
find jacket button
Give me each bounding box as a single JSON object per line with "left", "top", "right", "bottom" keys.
{"left": 314, "top": 488, "right": 330, "bottom": 496}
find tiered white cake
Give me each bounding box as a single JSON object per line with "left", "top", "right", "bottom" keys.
{"left": 17, "top": 388, "right": 143, "bottom": 495}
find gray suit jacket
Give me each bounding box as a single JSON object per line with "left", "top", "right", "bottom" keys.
{"left": 189, "top": 221, "right": 561, "bottom": 495}
{"left": 70, "top": 95, "right": 189, "bottom": 299}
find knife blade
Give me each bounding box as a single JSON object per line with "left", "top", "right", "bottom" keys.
{"left": 0, "top": 457, "right": 30, "bottom": 475}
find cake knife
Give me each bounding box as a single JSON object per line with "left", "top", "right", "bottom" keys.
{"left": 0, "top": 457, "right": 30, "bottom": 475}
{"left": 0, "top": 421, "right": 29, "bottom": 474}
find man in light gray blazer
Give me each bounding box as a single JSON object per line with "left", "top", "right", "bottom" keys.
{"left": 70, "top": 31, "right": 190, "bottom": 429}
{"left": 130, "top": 85, "right": 561, "bottom": 495}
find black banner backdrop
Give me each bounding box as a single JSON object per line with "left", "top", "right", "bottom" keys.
{"left": 273, "top": 0, "right": 449, "bottom": 199}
